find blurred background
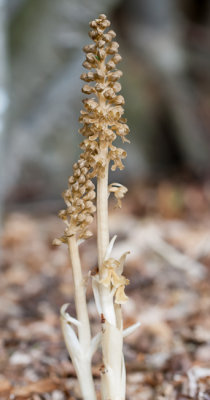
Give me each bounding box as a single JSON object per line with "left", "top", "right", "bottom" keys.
{"left": 1, "top": 0, "right": 210, "bottom": 213}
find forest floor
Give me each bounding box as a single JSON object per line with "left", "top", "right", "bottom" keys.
{"left": 1, "top": 181, "right": 210, "bottom": 399}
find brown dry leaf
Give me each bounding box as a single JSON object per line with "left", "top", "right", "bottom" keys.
{"left": 11, "top": 378, "right": 61, "bottom": 397}
{"left": 0, "top": 378, "right": 12, "bottom": 394}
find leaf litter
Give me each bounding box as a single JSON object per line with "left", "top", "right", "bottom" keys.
{"left": 1, "top": 182, "right": 210, "bottom": 399}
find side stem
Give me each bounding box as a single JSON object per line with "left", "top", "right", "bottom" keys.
{"left": 97, "top": 160, "right": 109, "bottom": 268}
{"left": 67, "top": 236, "right": 96, "bottom": 400}
{"left": 68, "top": 236, "right": 91, "bottom": 347}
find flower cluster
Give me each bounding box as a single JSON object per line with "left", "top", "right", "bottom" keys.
{"left": 53, "top": 157, "right": 96, "bottom": 243}
{"left": 54, "top": 14, "right": 130, "bottom": 244}
{"left": 80, "top": 14, "right": 130, "bottom": 178}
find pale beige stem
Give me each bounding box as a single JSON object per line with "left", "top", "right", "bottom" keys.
{"left": 96, "top": 63, "right": 110, "bottom": 271}
{"left": 96, "top": 66, "right": 110, "bottom": 271}
{"left": 68, "top": 236, "right": 91, "bottom": 348}
{"left": 67, "top": 236, "right": 96, "bottom": 400}
{"left": 97, "top": 158, "right": 116, "bottom": 327}
{"left": 96, "top": 58, "right": 124, "bottom": 400}
{"left": 97, "top": 156, "right": 125, "bottom": 400}
{"left": 97, "top": 161, "right": 109, "bottom": 268}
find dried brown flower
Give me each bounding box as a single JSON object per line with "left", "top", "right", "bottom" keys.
{"left": 97, "top": 250, "right": 130, "bottom": 305}
{"left": 108, "top": 183, "right": 128, "bottom": 208}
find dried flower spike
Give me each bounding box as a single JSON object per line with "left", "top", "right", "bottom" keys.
{"left": 54, "top": 14, "right": 139, "bottom": 400}
{"left": 80, "top": 14, "right": 130, "bottom": 181}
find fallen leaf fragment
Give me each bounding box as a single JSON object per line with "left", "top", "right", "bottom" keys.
{"left": 0, "top": 378, "right": 12, "bottom": 395}
{"left": 11, "top": 378, "right": 61, "bottom": 398}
